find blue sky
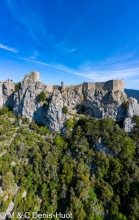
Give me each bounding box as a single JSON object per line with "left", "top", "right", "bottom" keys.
{"left": 0, "top": 0, "right": 139, "bottom": 89}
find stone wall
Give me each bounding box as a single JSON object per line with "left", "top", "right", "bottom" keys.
{"left": 113, "top": 80, "right": 124, "bottom": 92}
{"left": 103, "top": 80, "right": 113, "bottom": 91}
{"left": 82, "top": 80, "right": 124, "bottom": 92}
{"left": 96, "top": 82, "right": 106, "bottom": 90}
{"left": 53, "top": 85, "right": 60, "bottom": 90}
{"left": 45, "top": 85, "right": 53, "bottom": 93}
{"left": 88, "top": 82, "right": 96, "bottom": 90}
{"left": 23, "top": 72, "right": 124, "bottom": 92}
{"left": 61, "top": 84, "right": 83, "bottom": 92}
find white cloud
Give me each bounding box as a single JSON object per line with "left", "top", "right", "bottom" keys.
{"left": 0, "top": 43, "right": 18, "bottom": 53}
{"left": 11, "top": 55, "right": 139, "bottom": 85}
{"left": 11, "top": 56, "right": 74, "bottom": 72}
{"left": 6, "top": 0, "right": 48, "bottom": 43}
{"left": 6, "top": 60, "right": 14, "bottom": 63}
{"left": 30, "top": 51, "right": 38, "bottom": 60}
{"left": 75, "top": 68, "right": 139, "bottom": 82}
{"left": 68, "top": 48, "right": 76, "bottom": 52}
{"left": 55, "top": 41, "right": 76, "bottom": 53}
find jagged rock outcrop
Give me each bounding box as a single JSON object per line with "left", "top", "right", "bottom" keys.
{"left": 43, "top": 88, "right": 128, "bottom": 131}
{"left": 126, "top": 97, "right": 139, "bottom": 117}
{"left": 13, "top": 80, "right": 49, "bottom": 124}
{"left": 0, "top": 79, "right": 15, "bottom": 108}
{"left": 123, "top": 117, "right": 135, "bottom": 132}
{"left": 44, "top": 90, "right": 68, "bottom": 132}
{"left": 123, "top": 97, "right": 139, "bottom": 132}
{"left": 84, "top": 89, "right": 127, "bottom": 120}
{"left": 44, "top": 88, "right": 83, "bottom": 132}
{"left": 0, "top": 75, "right": 139, "bottom": 132}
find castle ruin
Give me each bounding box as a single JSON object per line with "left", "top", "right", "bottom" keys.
{"left": 82, "top": 80, "right": 124, "bottom": 92}
{"left": 23, "top": 72, "right": 124, "bottom": 93}
{"left": 23, "top": 71, "right": 40, "bottom": 83}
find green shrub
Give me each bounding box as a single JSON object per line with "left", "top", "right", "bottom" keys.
{"left": 39, "top": 126, "right": 49, "bottom": 135}
{"left": 122, "top": 101, "right": 129, "bottom": 109}
{"left": 54, "top": 135, "right": 65, "bottom": 147}
{"left": 37, "top": 91, "right": 46, "bottom": 102}
{"left": 22, "top": 117, "right": 30, "bottom": 124}
{"left": 29, "top": 121, "right": 40, "bottom": 132}
{"left": 66, "top": 118, "right": 77, "bottom": 130}
{"left": 133, "top": 115, "right": 139, "bottom": 124}
{"left": 62, "top": 106, "right": 68, "bottom": 114}
{"left": 15, "top": 82, "right": 21, "bottom": 92}
{"left": 0, "top": 106, "right": 10, "bottom": 116}
{"left": 43, "top": 101, "right": 48, "bottom": 107}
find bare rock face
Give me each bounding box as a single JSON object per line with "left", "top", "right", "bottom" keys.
{"left": 43, "top": 88, "right": 128, "bottom": 132}
{"left": 13, "top": 80, "right": 48, "bottom": 124}
{"left": 44, "top": 88, "right": 83, "bottom": 132}
{"left": 126, "top": 97, "right": 139, "bottom": 117}
{"left": 0, "top": 79, "right": 15, "bottom": 108}
{"left": 123, "top": 117, "right": 135, "bottom": 132}
{"left": 44, "top": 90, "right": 68, "bottom": 132}
{"left": 84, "top": 89, "right": 127, "bottom": 120}
{"left": 123, "top": 98, "right": 139, "bottom": 132}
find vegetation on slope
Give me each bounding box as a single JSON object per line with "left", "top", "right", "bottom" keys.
{"left": 62, "top": 106, "right": 68, "bottom": 114}
{"left": 37, "top": 91, "right": 47, "bottom": 102}
{"left": 0, "top": 107, "right": 139, "bottom": 219}
{"left": 15, "top": 82, "right": 21, "bottom": 92}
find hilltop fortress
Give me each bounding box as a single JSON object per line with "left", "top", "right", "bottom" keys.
{"left": 1, "top": 71, "right": 139, "bottom": 133}
{"left": 23, "top": 71, "right": 124, "bottom": 92}
{"left": 23, "top": 71, "right": 40, "bottom": 83}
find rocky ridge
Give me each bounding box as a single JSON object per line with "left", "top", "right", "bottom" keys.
{"left": 0, "top": 77, "right": 139, "bottom": 132}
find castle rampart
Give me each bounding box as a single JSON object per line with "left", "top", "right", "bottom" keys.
{"left": 22, "top": 72, "right": 124, "bottom": 92}
{"left": 82, "top": 80, "right": 124, "bottom": 92}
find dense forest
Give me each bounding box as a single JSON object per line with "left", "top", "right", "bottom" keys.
{"left": 0, "top": 106, "right": 139, "bottom": 220}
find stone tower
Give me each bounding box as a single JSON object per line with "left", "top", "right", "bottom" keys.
{"left": 112, "top": 80, "right": 124, "bottom": 92}
{"left": 31, "top": 71, "right": 40, "bottom": 82}
{"left": 61, "top": 81, "right": 65, "bottom": 92}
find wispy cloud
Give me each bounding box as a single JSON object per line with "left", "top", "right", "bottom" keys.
{"left": 68, "top": 48, "right": 76, "bottom": 52}
{"left": 30, "top": 51, "right": 38, "bottom": 60}
{"left": 55, "top": 41, "right": 76, "bottom": 53}
{"left": 89, "top": 51, "right": 137, "bottom": 70}
{"left": 6, "top": 0, "right": 48, "bottom": 42}
{"left": 11, "top": 55, "right": 139, "bottom": 84}
{"left": 11, "top": 56, "right": 75, "bottom": 72}
{"left": 75, "top": 67, "right": 139, "bottom": 82}
{"left": 0, "top": 43, "right": 18, "bottom": 53}
{"left": 6, "top": 60, "right": 14, "bottom": 63}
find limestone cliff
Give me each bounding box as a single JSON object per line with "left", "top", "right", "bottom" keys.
{"left": 13, "top": 80, "right": 47, "bottom": 124}
{"left": 0, "top": 76, "right": 139, "bottom": 132}
{"left": 44, "top": 88, "right": 128, "bottom": 132}
{"left": 0, "top": 79, "right": 15, "bottom": 108}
